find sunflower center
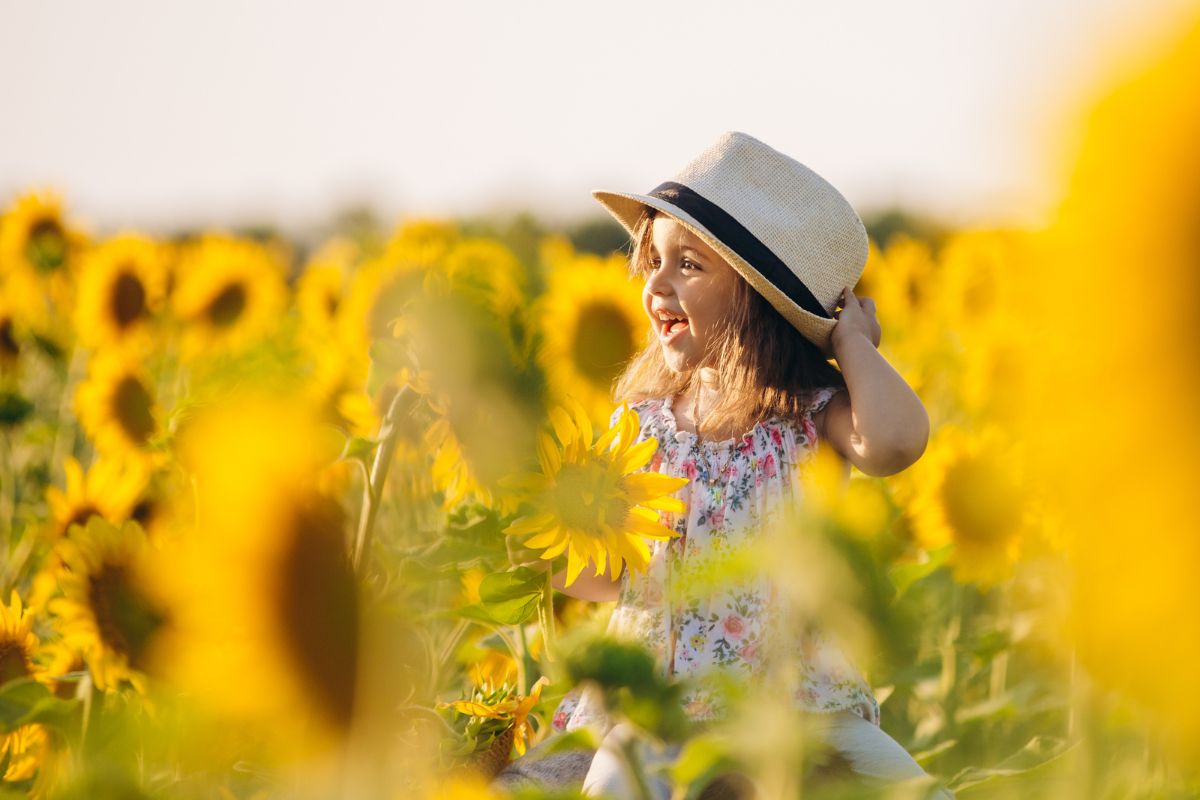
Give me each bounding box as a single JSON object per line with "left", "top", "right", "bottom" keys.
{"left": 113, "top": 375, "right": 156, "bottom": 445}
{"left": 86, "top": 561, "right": 166, "bottom": 668}
{"left": 130, "top": 497, "right": 158, "bottom": 529}
{"left": 66, "top": 504, "right": 101, "bottom": 533}
{"left": 26, "top": 218, "right": 67, "bottom": 273}
{"left": 554, "top": 461, "right": 628, "bottom": 532}
{"left": 941, "top": 454, "right": 1024, "bottom": 547}
{"left": 0, "top": 639, "right": 32, "bottom": 684}
{"left": 205, "top": 282, "right": 247, "bottom": 328}
{"left": 276, "top": 494, "right": 359, "bottom": 730}
{"left": 111, "top": 269, "right": 148, "bottom": 329}
{"left": 571, "top": 302, "right": 635, "bottom": 386}
{"left": 0, "top": 318, "right": 18, "bottom": 359}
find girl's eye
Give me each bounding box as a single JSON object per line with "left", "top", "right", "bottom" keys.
{"left": 646, "top": 257, "right": 700, "bottom": 271}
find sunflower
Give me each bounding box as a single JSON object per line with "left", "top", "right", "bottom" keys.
{"left": 338, "top": 252, "right": 429, "bottom": 351}
{"left": 48, "top": 517, "right": 168, "bottom": 693}
{"left": 170, "top": 233, "right": 288, "bottom": 359}
{"left": 1025, "top": 12, "right": 1200, "bottom": 758}
{"left": 0, "top": 189, "right": 88, "bottom": 344}
{"left": 296, "top": 237, "right": 359, "bottom": 346}
{"left": 0, "top": 190, "right": 86, "bottom": 276}
{"left": 426, "top": 413, "right": 522, "bottom": 516}
{"left": 383, "top": 217, "right": 461, "bottom": 268}
{"left": 45, "top": 456, "right": 147, "bottom": 541}
{"left": 504, "top": 399, "right": 687, "bottom": 586}
{"left": 73, "top": 232, "right": 169, "bottom": 351}
{"left": 0, "top": 296, "right": 26, "bottom": 375}
{"left": 535, "top": 239, "right": 645, "bottom": 426}
{"left": 438, "top": 675, "right": 550, "bottom": 760}
{"left": 903, "top": 424, "right": 1035, "bottom": 587}
{"left": 0, "top": 592, "right": 51, "bottom": 784}
{"left": 436, "top": 238, "right": 527, "bottom": 321}
{"left": 74, "top": 353, "right": 162, "bottom": 462}
{"left": 303, "top": 342, "right": 378, "bottom": 439}
{"left": 162, "top": 397, "right": 359, "bottom": 744}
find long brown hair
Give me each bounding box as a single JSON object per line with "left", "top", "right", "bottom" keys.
{"left": 611, "top": 207, "right": 846, "bottom": 438}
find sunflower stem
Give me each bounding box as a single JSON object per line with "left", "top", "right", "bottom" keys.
{"left": 353, "top": 385, "right": 418, "bottom": 576}
{"left": 48, "top": 344, "right": 86, "bottom": 476}
{"left": 538, "top": 569, "right": 558, "bottom": 664}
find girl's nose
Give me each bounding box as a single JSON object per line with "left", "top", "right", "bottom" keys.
{"left": 646, "top": 264, "right": 672, "bottom": 295}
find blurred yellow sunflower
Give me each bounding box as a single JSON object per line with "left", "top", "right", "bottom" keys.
{"left": 0, "top": 591, "right": 51, "bottom": 784}
{"left": 162, "top": 397, "right": 359, "bottom": 745}
{"left": 504, "top": 400, "right": 686, "bottom": 586}
{"left": 426, "top": 413, "right": 522, "bottom": 515}
{"left": 73, "top": 232, "right": 169, "bottom": 351}
{"left": 435, "top": 238, "right": 527, "bottom": 320}
{"left": 170, "top": 233, "right": 288, "bottom": 359}
{"left": 0, "top": 296, "right": 27, "bottom": 375}
{"left": 1026, "top": 11, "right": 1200, "bottom": 758}
{"left": 296, "top": 237, "right": 358, "bottom": 346}
{"left": 0, "top": 189, "right": 89, "bottom": 343}
{"left": 0, "top": 189, "right": 87, "bottom": 280}
{"left": 74, "top": 353, "right": 161, "bottom": 462}
{"left": 49, "top": 516, "right": 169, "bottom": 693}
{"left": 304, "top": 343, "right": 377, "bottom": 439}
{"left": 338, "top": 252, "right": 428, "bottom": 350}
{"left": 33, "top": 638, "right": 89, "bottom": 701}
{"left": 383, "top": 217, "right": 461, "bottom": 268}
{"left": 903, "top": 424, "right": 1035, "bottom": 587}
{"left": 535, "top": 241, "right": 644, "bottom": 426}
{"left": 45, "top": 455, "right": 146, "bottom": 541}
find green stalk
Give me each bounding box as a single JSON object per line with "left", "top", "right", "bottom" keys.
{"left": 352, "top": 385, "right": 418, "bottom": 575}
{"left": 538, "top": 568, "right": 558, "bottom": 664}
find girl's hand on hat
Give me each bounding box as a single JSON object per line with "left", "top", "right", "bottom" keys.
{"left": 830, "top": 287, "right": 881, "bottom": 354}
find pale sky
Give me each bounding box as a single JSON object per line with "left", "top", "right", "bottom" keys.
{"left": 1, "top": 0, "right": 1195, "bottom": 237}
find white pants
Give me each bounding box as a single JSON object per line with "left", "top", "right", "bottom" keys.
{"left": 582, "top": 712, "right": 955, "bottom": 798}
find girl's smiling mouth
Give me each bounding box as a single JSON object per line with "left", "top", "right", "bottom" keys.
{"left": 654, "top": 308, "right": 690, "bottom": 343}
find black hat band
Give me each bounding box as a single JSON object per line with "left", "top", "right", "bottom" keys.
{"left": 647, "top": 181, "right": 832, "bottom": 321}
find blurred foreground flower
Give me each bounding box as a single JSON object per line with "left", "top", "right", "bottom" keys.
{"left": 1028, "top": 12, "right": 1200, "bottom": 760}
{"left": 504, "top": 400, "right": 686, "bottom": 586}
{"left": 160, "top": 396, "right": 359, "bottom": 752}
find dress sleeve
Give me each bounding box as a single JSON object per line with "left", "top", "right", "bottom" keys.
{"left": 807, "top": 386, "right": 844, "bottom": 416}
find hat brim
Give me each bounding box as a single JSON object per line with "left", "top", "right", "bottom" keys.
{"left": 590, "top": 189, "right": 837, "bottom": 353}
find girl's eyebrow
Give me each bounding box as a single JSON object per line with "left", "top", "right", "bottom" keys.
{"left": 648, "top": 243, "right": 706, "bottom": 259}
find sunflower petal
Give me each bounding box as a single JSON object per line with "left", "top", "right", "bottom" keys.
{"left": 623, "top": 472, "right": 689, "bottom": 502}
{"left": 536, "top": 431, "right": 561, "bottom": 476}
{"left": 616, "top": 438, "right": 658, "bottom": 473}
{"left": 504, "top": 512, "right": 556, "bottom": 537}
{"left": 549, "top": 406, "right": 576, "bottom": 450}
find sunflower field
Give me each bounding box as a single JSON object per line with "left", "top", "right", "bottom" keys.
{"left": 1, "top": 14, "right": 1199, "bottom": 800}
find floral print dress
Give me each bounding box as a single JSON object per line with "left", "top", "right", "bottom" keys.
{"left": 551, "top": 387, "right": 881, "bottom": 735}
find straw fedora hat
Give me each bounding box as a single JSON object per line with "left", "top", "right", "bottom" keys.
{"left": 591, "top": 130, "right": 868, "bottom": 355}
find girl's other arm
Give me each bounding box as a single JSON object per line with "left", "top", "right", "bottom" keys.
{"left": 821, "top": 287, "right": 930, "bottom": 477}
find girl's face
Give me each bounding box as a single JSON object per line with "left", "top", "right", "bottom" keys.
{"left": 642, "top": 215, "right": 740, "bottom": 373}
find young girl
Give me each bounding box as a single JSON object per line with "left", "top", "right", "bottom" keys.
{"left": 496, "top": 131, "right": 947, "bottom": 798}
